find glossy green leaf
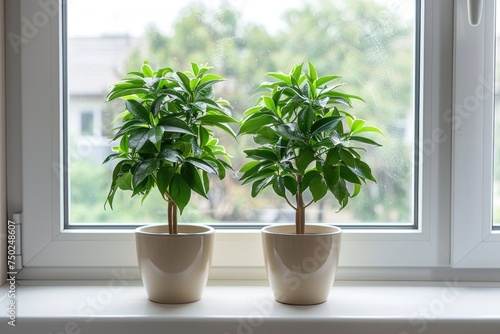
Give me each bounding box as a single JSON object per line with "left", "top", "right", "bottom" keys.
{"left": 350, "top": 159, "right": 376, "bottom": 182}
{"left": 351, "top": 119, "right": 366, "bottom": 133}
{"left": 244, "top": 148, "right": 279, "bottom": 162}
{"left": 191, "top": 63, "right": 199, "bottom": 75}
{"left": 119, "top": 135, "right": 129, "bottom": 153}
{"left": 315, "top": 75, "right": 342, "bottom": 87}
{"left": 349, "top": 136, "right": 382, "bottom": 146}
{"left": 325, "top": 149, "right": 340, "bottom": 166}
{"left": 263, "top": 96, "right": 276, "bottom": 113}
{"left": 158, "top": 118, "right": 195, "bottom": 135}
{"left": 107, "top": 88, "right": 150, "bottom": 101}
{"left": 126, "top": 100, "right": 150, "bottom": 123}
{"left": 323, "top": 165, "right": 340, "bottom": 191}
{"left": 157, "top": 166, "right": 175, "bottom": 199}
{"left": 199, "top": 114, "right": 238, "bottom": 124}
{"left": 251, "top": 176, "right": 275, "bottom": 197}
{"left": 198, "top": 79, "right": 225, "bottom": 94}
{"left": 267, "top": 72, "right": 292, "bottom": 84}
{"left": 148, "top": 126, "right": 164, "bottom": 150}
{"left": 300, "top": 170, "right": 321, "bottom": 192}
{"left": 172, "top": 71, "right": 192, "bottom": 94}
{"left": 297, "top": 107, "right": 314, "bottom": 134}
{"left": 158, "top": 147, "right": 181, "bottom": 163}
{"left": 355, "top": 126, "right": 384, "bottom": 135}
{"left": 116, "top": 172, "right": 133, "bottom": 191}
{"left": 181, "top": 163, "right": 207, "bottom": 198}
{"left": 352, "top": 183, "right": 361, "bottom": 198}
{"left": 276, "top": 123, "right": 305, "bottom": 141}
{"left": 184, "top": 157, "right": 218, "bottom": 174}
{"left": 241, "top": 167, "right": 277, "bottom": 185}
{"left": 239, "top": 161, "right": 260, "bottom": 173}
{"left": 310, "top": 177, "right": 327, "bottom": 202}
{"left": 202, "top": 171, "right": 210, "bottom": 194}
{"left": 253, "top": 127, "right": 280, "bottom": 145}
{"left": 133, "top": 159, "right": 160, "bottom": 188}
{"left": 239, "top": 114, "right": 277, "bottom": 135}
{"left": 272, "top": 176, "right": 286, "bottom": 198}
{"left": 338, "top": 149, "right": 355, "bottom": 167}
{"left": 141, "top": 62, "right": 154, "bottom": 77}
{"left": 128, "top": 129, "right": 149, "bottom": 151}
{"left": 102, "top": 153, "right": 121, "bottom": 164}
{"left": 169, "top": 174, "right": 191, "bottom": 213}
{"left": 308, "top": 62, "right": 318, "bottom": 81}
{"left": 332, "top": 180, "right": 349, "bottom": 211}
{"left": 190, "top": 78, "right": 200, "bottom": 91}
{"left": 291, "top": 63, "right": 303, "bottom": 83}
{"left": 150, "top": 96, "right": 164, "bottom": 116}
{"left": 340, "top": 165, "right": 361, "bottom": 184}
{"left": 199, "top": 73, "right": 225, "bottom": 85}
{"left": 296, "top": 147, "right": 315, "bottom": 173}
{"left": 310, "top": 116, "right": 344, "bottom": 136}
{"left": 283, "top": 175, "right": 298, "bottom": 195}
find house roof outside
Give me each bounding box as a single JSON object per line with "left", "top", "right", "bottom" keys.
{"left": 67, "top": 35, "right": 143, "bottom": 96}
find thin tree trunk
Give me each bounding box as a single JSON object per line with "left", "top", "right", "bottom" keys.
{"left": 167, "top": 196, "right": 179, "bottom": 235}
{"left": 296, "top": 175, "right": 305, "bottom": 234}
{"left": 172, "top": 203, "right": 178, "bottom": 234}
{"left": 168, "top": 199, "right": 173, "bottom": 234}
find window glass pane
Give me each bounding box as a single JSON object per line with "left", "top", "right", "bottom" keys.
{"left": 66, "top": 0, "right": 417, "bottom": 227}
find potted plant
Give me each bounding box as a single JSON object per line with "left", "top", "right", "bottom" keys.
{"left": 103, "top": 61, "right": 237, "bottom": 303}
{"left": 239, "top": 62, "right": 382, "bottom": 305}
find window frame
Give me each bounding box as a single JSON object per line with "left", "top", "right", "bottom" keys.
{"left": 0, "top": 0, "right": 6, "bottom": 286}
{"left": 12, "top": 0, "right": 500, "bottom": 281}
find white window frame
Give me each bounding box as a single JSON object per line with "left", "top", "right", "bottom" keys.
{"left": 0, "top": 0, "right": 6, "bottom": 286}
{"left": 11, "top": 0, "right": 500, "bottom": 281}
{"left": 451, "top": 0, "right": 500, "bottom": 268}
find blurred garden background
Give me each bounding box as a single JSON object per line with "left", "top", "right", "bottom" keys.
{"left": 66, "top": 0, "right": 418, "bottom": 226}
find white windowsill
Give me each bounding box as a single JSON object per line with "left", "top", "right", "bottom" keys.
{"left": 1, "top": 281, "right": 500, "bottom": 334}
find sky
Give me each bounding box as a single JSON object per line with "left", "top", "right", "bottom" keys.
{"left": 67, "top": 0, "right": 413, "bottom": 37}
{"left": 67, "top": 0, "right": 302, "bottom": 37}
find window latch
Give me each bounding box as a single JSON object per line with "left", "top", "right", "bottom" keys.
{"left": 8, "top": 213, "right": 23, "bottom": 271}
{"left": 467, "top": 0, "right": 483, "bottom": 26}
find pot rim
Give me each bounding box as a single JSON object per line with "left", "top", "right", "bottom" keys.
{"left": 135, "top": 223, "right": 215, "bottom": 236}
{"left": 261, "top": 223, "right": 342, "bottom": 236}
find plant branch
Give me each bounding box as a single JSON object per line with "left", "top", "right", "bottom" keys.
{"left": 284, "top": 193, "right": 297, "bottom": 210}
{"left": 172, "top": 203, "right": 178, "bottom": 234}
{"left": 296, "top": 175, "right": 305, "bottom": 234}
{"left": 304, "top": 199, "right": 314, "bottom": 208}
{"left": 167, "top": 199, "right": 173, "bottom": 235}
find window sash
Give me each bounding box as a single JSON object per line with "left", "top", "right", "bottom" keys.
{"left": 451, "top": 0, "right": 500, "bottom": 268}
{"left": 14, "top": 0, "right": 500, "bottom": 279}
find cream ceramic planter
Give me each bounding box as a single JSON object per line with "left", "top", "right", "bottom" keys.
{"left": 135, "top": 224, "right": 214, "bottom": 304}
{"left": 261, "top": 224, "right": 342, "bottom": 305}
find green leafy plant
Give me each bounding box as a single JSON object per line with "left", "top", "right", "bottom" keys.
{"left": 239, "top": 62, "right": 382, "bottom": 234}
{"left": 103, "top": 61, "right": 237, "bottom": 234}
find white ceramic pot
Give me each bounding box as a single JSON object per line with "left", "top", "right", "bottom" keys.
{"left": 135, "top": 224, "right": 214, "bottom": 303}
{"left": 261, "top": 224, "right": 342, "bottom": 305}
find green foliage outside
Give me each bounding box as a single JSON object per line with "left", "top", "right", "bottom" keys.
{"left": 71, "top": 0, "right": 415, "bottom": 225}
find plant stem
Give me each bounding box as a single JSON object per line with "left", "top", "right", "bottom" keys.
{"left": 296, "top": 175, "right": 305, "bottom": 234}
{"left": 166, "top": 193, "right": 179, "bottom": 235}
{"left": 168, "top": 199, "right": 173, "bottom": 235}
{"left": 172, "top": 203, "right": 178, "bottom": 234}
